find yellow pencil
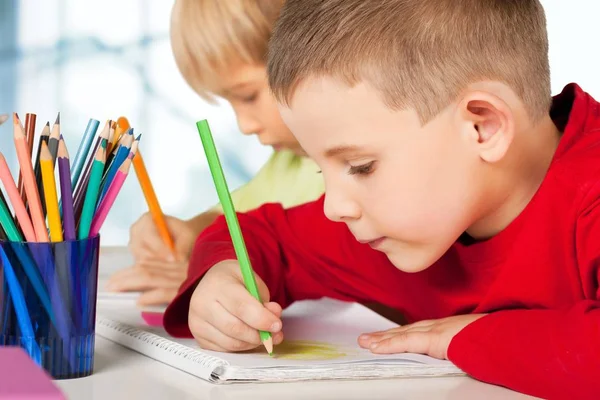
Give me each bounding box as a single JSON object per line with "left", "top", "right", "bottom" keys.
{"left": 40, "top": 141, "right": 63, "bottom": 242}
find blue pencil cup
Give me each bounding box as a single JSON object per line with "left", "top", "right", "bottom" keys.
{"left": 0, "top": 235, "right": 100, "bottom": 379}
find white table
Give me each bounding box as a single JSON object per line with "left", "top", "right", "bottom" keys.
{"left": 56, "top": 247, "right": 537, "bottom": 399}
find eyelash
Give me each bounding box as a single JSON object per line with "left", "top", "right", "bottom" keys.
{"left": 316, "top": 161, "right": 376, "bottom": 176}
{"left": 348, "top": 161, "right": 375, "bottom": 176}
{"left": 242, "top": 93, "right": 258, "bottom": 103}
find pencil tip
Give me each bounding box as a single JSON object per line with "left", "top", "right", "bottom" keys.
{"left": 55, "top": 112, "right": 60, "bottom": 125}
{"left": 45, "top": 121, "right": 50, "bottom": 127}
{"left": 13, "top": 113, "right": 19, "bottom": 124}
{"left": 263, "top": 338, "right": 274, "bottom": 355}
{"left": 135, "top": 134, "right": 142, "bottom": 141}
{"left": 128, "top": 128, "right": 134, "bottom": 135}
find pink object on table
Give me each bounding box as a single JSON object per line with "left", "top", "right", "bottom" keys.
{"left": 141, "top": 312, "right": 164, "bottom": 327}
{"left": 0, "top": 347, "right": 66, "bottom": 400}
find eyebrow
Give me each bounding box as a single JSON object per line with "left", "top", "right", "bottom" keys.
{"left": 324, "top": 145, "right": 365, "bottom": 158}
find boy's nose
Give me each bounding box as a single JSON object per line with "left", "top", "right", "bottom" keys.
{"left": 236, "top": 114, "right": 262, "bottom": 136}
{"left": 323, "top": 188, "right": 361, "bottom": 222}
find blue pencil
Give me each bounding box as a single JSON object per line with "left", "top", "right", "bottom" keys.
{"left": 97, "top": 130, "right": 133, "bottom": 203}
{"left": 0, "top": 247, "right": 42, "bottom": 364}
{"left": 71, "top": 118, "right": 99, "bottom": 189}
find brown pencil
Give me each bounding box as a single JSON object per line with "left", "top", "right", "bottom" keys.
{"left": 17, "top": 113, "right": 37, "bottom": 204}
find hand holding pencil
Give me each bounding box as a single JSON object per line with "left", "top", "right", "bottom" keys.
{"left": 188, "top": 260, "right": 283, "bottom": 354}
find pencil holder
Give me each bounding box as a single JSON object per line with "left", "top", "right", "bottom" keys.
{"left": 0, "top": 235, "right": 100, "bottom": 379}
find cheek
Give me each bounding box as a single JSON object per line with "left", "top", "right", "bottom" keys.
{"left": 369, "top": 154, "right": 473, "bottom": 243}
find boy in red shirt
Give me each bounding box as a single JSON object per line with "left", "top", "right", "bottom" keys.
{"left": 164, "top": 0, "right": 599, "bottom": 398}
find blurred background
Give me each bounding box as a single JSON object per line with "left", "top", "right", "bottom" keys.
{"left": 0, "top": 0, "right": 599, "bottom": 245}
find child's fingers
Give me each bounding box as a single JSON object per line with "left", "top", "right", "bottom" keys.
{"left": 207, "top": 301, "right": 262, "bottom": 345}
{"left": 193, "top": 318, "right": 258, "bottom": 352}
{"left": 136, "top": 261, "right": 187, "bottom": 276}
{"left": 137, "top": 288, "right": 177, "bottom": 306}
{"left": 272, "top": 331, "right": 284, "bottom": 345}
{"left": 263, "top": 302, "right": 283, "bottom": 318}
{"left": 106, "top": 266, "right": 182, "bottom": 292}
{"left": 221, "top": 283, "right": 282, "bottom": 333}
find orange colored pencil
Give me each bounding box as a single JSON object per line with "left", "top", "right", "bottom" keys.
{"left": 117, "top": 116, "right": 175, "bottom": 253}
{"left": 13, "top": 114, "right": 48, "bottom": 242}
{"left": 132, "top": 151, "right": 175, "bottom": 252}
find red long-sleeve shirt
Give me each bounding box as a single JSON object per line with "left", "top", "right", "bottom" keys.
{"left": 164, "top": 84, "right": 600, "bottom": 399}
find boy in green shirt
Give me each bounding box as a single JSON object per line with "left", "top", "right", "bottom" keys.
{"left": 107, "top": 0, "right": 324, "bottom": 305}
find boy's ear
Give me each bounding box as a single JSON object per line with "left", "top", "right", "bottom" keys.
{"left": 457, "top": 91, "right": 515, "bottom": 163}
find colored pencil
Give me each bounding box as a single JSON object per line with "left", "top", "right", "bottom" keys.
{"left": 47, "top": 113, "right": 61, "bottom": 167}
{"left": 40, "top": 142, "right": 62, "bottom": 242}
{"left": 105, "top": 120, "right": 116, "bottom": 154}
{"left": 72, "top": 124, "right": 110, "bottom": 224}
{"left": 13, "top": 114, "right": 48, "bottom": 242}
{"left": 57, "top": 139, "right": 76, "bottom": 241}
{"left": 196, "top": 119, "right": 273, "bottom": 355}
{"left": 78, "top": 146, "right": 106, "bottom": 239}
{"left": 17, "top": 113, "right": 37, "bottom": 204}
{"left": 99, "top": 131, "right": 133, "bottom": 202}
{"left": 0, "top": 190, "right": 56, "bottom": 323}
{"left": 105, "top": 128, "right": 132, "bottom": 175}
{"left": 132, "top": 147, "right": 175, "bottom": 252}
{"left": 0, "top": 153, "right": 36, "bottom": 242}
{"left": 33, "top": 122, "right": 50, "bottom": 212}
{"left": 89, "top": 158, "right": 131, "bottom": 237}
{"left": 0, "top": 247, "right": 42, "bottom": 364}
{"left": 72, "top": 121, "right": 110, "bottom": 203}
{"left": 0, "top": 114, "right": 9, "bottom": 239}
{"left": 70, "top": 118, "right": 99, "bottom": 189}
{"left": 108, "top": 119, "right": 126, "bottom": 155}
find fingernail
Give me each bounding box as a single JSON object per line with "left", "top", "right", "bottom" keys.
{"left": 370, "top": 342, "right": 379, "bottom": 349}
{"left": 270, "top": 321, "right": 281, "bottom": 332}
{"left": 359, "top": 334, "right": 370, "bottom": 340}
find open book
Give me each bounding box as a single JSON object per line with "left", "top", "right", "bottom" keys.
{"left": 95, "top": 298, "right": 464, "bottom": 384}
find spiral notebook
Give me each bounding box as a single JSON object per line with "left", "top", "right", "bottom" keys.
{"left": 95, "top": 298, "right": 464, "bottom": 384}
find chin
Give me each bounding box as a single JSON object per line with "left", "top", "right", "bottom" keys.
{"left": 385, "top": 252, "right": 432, "bottom": 273}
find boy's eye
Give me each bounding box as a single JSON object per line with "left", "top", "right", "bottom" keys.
{"left": 348, "top": 161, "right": 375, "bottom": 176}
{"left": 242, "top": 93, "right": 258, "bottom": 103}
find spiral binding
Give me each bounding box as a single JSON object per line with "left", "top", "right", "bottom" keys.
{"left": 96, "top": 316, "right": 227, "bottom": 369}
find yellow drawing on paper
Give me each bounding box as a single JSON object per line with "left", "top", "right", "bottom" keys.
{"left": 271, "top": 340, "right": 346, "bottom": 360}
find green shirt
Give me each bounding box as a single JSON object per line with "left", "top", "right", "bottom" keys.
{"left": 211, "top": 150, "right": 324, "bottom": 212}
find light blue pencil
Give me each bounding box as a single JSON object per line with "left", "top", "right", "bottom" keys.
{"left": 71, "top": 118, "right": 99, "bottom": 188}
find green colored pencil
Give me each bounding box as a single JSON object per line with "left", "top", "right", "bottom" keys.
{"left": 0, "top": 194, "right": 23, "bottom": 240}
{"left": 196, "top": 119, "right": 274, "bottom": 356}
{"left": 78, "top": 145, "right": 106, "bottom": 239}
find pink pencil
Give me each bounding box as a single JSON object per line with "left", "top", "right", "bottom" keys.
{"left": 0, "top": 153, "right": 36, "bottom": 242}
{"left": 89, "top": 158, "right": 131, "bottom": 237}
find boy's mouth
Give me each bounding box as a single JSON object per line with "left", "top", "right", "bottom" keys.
{"left": 359, "top": 237, "right": 386, "bottom": 249}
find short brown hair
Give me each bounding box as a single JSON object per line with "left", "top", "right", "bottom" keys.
{"left": 268, "top": 0, "right": 551, "bottom": 123}
{"left": 171, "top": 0, "right": 283, "bottom": 102}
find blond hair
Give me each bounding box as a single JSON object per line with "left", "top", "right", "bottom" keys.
{"left": 268, "top": 0, "right": 551, "bottom": 123}
{"left": 170, "top": 0, "right": 283, "bottom": 102}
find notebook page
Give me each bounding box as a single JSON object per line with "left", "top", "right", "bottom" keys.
{"left": 97, "top": 298, "right": 456, "bottom": 369}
